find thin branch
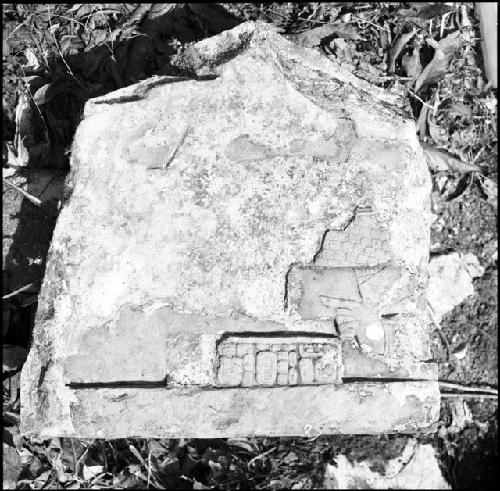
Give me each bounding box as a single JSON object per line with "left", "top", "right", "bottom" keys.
{"left": 407, "top": 89, "right": 436, "bottom": 111}
{"left": 3, "top": 177, "right": 42, "bottom": 206}
{"left": 3, "top": 280, "right": 41, "bottom": 300}
{"left": 46, "top": 5, "right": 75, "bottom": 78}
{"left": 441, "top": 393, "right": 497, "bottom": 399}
{"left": 247, "top": 446, "right": 277, "bottom": 469}
{"left": 426, "top": 301, "right": 453, "bottom": 356}
{"left": 439, "top": 380, "right": 497, "bottom": 395}
{"left": 70, "top": 439, "right": 77, "bottom": 474}
{"left": 76, "top": 439, "right": 96, "bottom": 476}
{"left": 351, "top": 14, "right": 390, "bottom": 33}
{"left": 129, "top": 444, "right": 162, "bottom": 488}
{"left": 147, "top": 447, "right": 152, "bottom": 488}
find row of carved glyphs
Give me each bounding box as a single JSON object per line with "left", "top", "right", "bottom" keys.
{"left": 216, "top": 339, "right": 341, "bottom": 387}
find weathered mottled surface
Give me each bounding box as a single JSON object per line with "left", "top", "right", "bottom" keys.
{"left": 50, "top": 382, "right": 439, "bottom": 439}
{"left": 21, "top": 21, "right": 437, "bottom": 438}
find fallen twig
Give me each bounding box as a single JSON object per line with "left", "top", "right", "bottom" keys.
{"left": 247, "top": 446, "right": 277, "bottom": 468}
{"left": 2, "top": 280, "right": 41, "bottom": 300}
{"left": 3, "top": 177, "right": 42, "bottom": 206}
{"left": 129, "top": 444, "right": 162, "bottom": 488}
{"left": 351, "top": 15, "right": 390, "bottom": 33}
{"left": 439, "top": 380, "right": 498, "bottom": 395}
{"left": 3, "top": 411, "right": 21, "bottom": 425}
{"left": 407, "top": 89, "right": 435, "bottom": 111}
{"left": 70, "top": 439, "right": 77, "bottom": 475}
{"left": 76, "top": 439, "right": 96, "bottom": 476}
{"left": 441, "top": 393, "right": 497, "bottom": 399}
{"left": 426, "top": 301, "right": 454, "bottom": 359}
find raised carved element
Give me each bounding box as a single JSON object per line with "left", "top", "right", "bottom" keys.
{"left": 216, "top": 336, "right": 341, "bottom": 387}
{"left": 287, "top": 209, "right": 406, "bottom": 355}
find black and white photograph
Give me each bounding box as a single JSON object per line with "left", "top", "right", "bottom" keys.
{"left": 2, "top": 3, "right": 497, "bottom": 489}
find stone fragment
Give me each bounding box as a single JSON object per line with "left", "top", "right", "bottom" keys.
{"left": 323, "top": 440, "right": 450, "bottom": 489}
{"left": 427, "top": 252, "right": 483, "bottom": 321}
{"left": 21, "top": 21, "right": 438, "bottom": 438}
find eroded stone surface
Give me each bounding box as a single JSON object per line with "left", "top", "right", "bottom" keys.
{"left": 40, "top": 381, "right": 440, "bottom": 439}
{"left": 21, "top": 21, "right": 437, "bottom": 438}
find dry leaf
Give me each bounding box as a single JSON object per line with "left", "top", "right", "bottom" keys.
{"left": 452, "top": 343, "right": 468, "bottom": 360}
{"left": 421, "top": 141, "right": 480, "bottom": 173}
{"left": 445, "top": 103, "right": 471, "bottom": 119}
{"left": 416, "top": 104, "right": 431, "bottom": 138}
{"left": 34, "top": 470, "right": 52, "bottom": 488}
{"left": 65, "top": 481, "right": 81, "bottom": 489}
{"left": 415, "top": 31, "right": 463, "bottom": 92}
{"left": 404, "top": 3, "right": 456, "bottom": 21}
{"left": 443, "top": 173, "right": 472, "bottom": 201}
{"left": 13, "top": 94, "right": 31, "bottom": 167}
{"left": 33, "top": 78, "right": 72, "bottom": 106}
{"left": 387, "top": 28, "right": 416, "bottom": 74}
{"left": 226, "top": 439, "right": 256, "bottom": 453}
{"left": 83, "top": 465, "right": 104, "bottom": 481}
{"left": 193, "top": 480, "right": 210, "bottom": 489}
{"left": 479, "top": 177, "right": 497, "bottom": 210}
{"left": 289, "top": 23, "right": 360, "bottom": 48}
{"left": 428, "top": 116, "right": 449, "bottom": 146}
{"left": 23, "top": 47, "right": 42, "bottom": 72}
{"left": 3, "top": 444, "right": 22, "bottom": 489}
{"left": 60, "top": 34, "right": 85, "bottom": 56}
{"left": 327, "top": 23, "right": 363, "bottom": 40}
{"left": 402, "top": 48, "right": 422, "bottom": 79}
{"left": 18, "top": 448, "right": 34, "bottom": 467}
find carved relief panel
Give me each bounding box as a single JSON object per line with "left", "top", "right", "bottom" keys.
{"left": 216, "top": 336, "right": 342, "bottom": 387}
